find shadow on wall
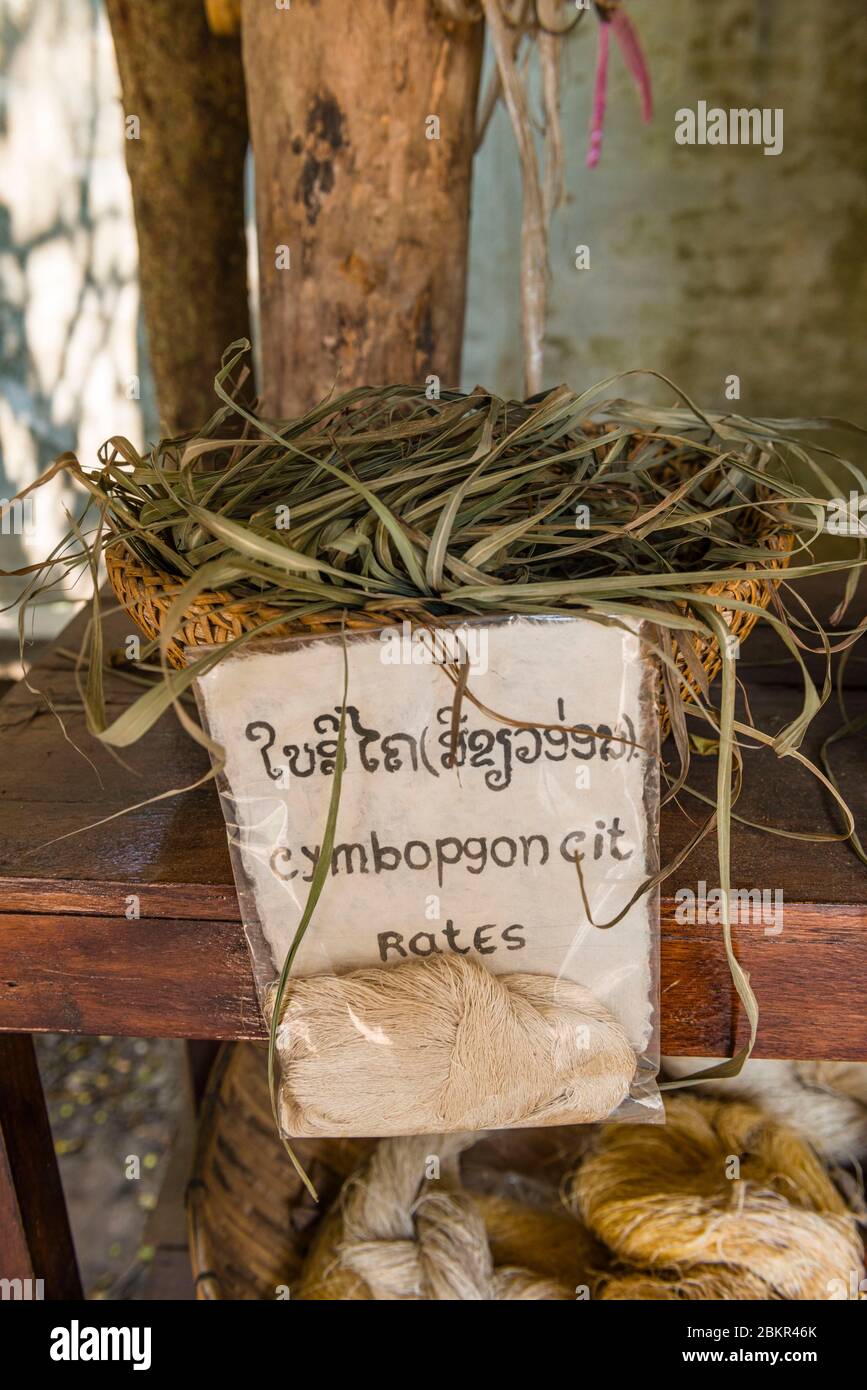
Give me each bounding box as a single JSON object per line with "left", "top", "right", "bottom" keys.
{"left": 0, "top": 0, "right": 156, "bottom": 635}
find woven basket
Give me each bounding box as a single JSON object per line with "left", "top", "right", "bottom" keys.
{"left": 106, "top": 532, "right": 793, "bottom": 728}
{"left": 186, "top": 1043, "right": 369, "bottom": 1299}
{"left": 186, "top": 1041, "right": 597, "bottom": 1300}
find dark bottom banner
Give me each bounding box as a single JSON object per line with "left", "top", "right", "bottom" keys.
{"left": 4, "top": 1295, "right": 861, "bottom": 1376}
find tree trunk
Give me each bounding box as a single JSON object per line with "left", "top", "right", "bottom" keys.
{"left": 106, "top": 0, "right": 250, "bottom": 435}
{"left": 241, "top": 0, "right": 483, "bottom": 416}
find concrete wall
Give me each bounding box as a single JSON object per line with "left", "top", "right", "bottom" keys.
{"left": 465, "top": 0, "right": 867, "bottom": 417}
{"left": 0, "top": 0, "right": 153, "bottom": 634}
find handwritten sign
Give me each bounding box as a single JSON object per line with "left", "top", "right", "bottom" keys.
{"left": 194, "top": 615, "right": 659, "bottom": 1054}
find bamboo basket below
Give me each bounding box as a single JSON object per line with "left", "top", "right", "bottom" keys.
{"left": 185, "top": 1043, "right": 368, "bottom": 1299}
{"left": 186, "top": 1041, "right": 593, "bottom": 1300}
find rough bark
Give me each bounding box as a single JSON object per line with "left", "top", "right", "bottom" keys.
{"left": 241, "top": 0, "right": 484, "bottom": 416}
{"left": 106, "top": 0, "right": 250, "bottom": 435}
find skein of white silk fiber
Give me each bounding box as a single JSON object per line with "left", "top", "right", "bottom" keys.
{"left": 297, "top": 1133, "right": 607, "bottom": 1301}
{"left": 663, "top": 1056, "right": 867, "bottom": 1164}
{"left": 270, "top": 953, "right": 637, "bottom": 1138}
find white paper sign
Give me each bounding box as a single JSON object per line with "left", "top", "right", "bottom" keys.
{"left": 194, "top": 615, "right": 659, "bottom": 1054}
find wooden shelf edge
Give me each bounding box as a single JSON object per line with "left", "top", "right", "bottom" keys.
{"left": 0, "top": 907, "right": 864, "bottom": 1059}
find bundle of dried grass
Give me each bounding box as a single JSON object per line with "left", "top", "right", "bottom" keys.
{"left": 566, "top": 1094, "right": 864, "bottom": 1300}
{"left": 7, "top": 346, "right": 866, "bottom": 1152}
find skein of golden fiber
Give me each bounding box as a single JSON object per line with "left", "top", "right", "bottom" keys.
{"left": 662, "top": 1057, "right": 867, "bottom": 1164}
{"left": 566, "top": 1094, "right": 864, "bottom": 1301}
{"left": 599, "top": 1267, "right": 781, "bottom": 1301}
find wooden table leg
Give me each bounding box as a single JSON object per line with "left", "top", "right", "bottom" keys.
{"left": 0, "top": 1034, "right": 82, "bottom": 1300}
{"left": 185, "top": 1040, "right": 220, "bottom": 1111}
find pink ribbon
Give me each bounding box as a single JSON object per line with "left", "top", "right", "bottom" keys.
{"left": 587, "top": 5, "right": 652, "bottom": 169}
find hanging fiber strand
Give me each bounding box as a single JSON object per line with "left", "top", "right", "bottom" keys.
{"left": 436, "top": 1, "right": 652, "bottom": 392}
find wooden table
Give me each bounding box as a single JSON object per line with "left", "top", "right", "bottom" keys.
{"left": 1, "top": 595, "right": 866, "bottom": 1297}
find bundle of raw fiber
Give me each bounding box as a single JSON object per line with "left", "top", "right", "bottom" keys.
{"left": 186, "top": 1042, "right": 601, "bottom": 1300}
{"left": 566, "top": 1094, "right": 864, "bottom": 1300}
{"left": 269, "top": 953, "right": 636, "bottom": 1138}
{"left": 296, "top": 1133, "right": 605, "bottom": 1301}
{"left": 434, "top": 2, "right": 651, "bottom": 394}
{"left": 662, "top": 1057, "right": 867, "bottom": 1165}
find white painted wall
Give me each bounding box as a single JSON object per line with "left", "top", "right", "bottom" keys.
{"left": 0, "top": 0, "right": 149, "bottom": 636}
